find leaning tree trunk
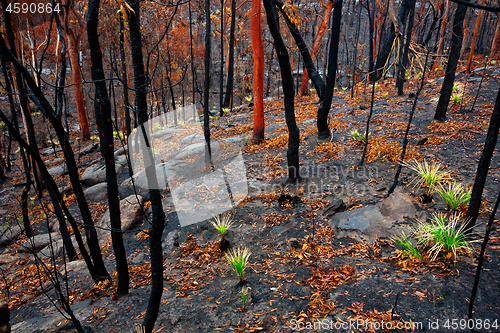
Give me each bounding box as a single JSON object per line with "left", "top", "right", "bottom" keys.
{"left": 263, "top": 0, "right": 300, "bottom": 180}
{"left": 120, "top": 13, "right": 132, "bottom": 137}
{"left": 250, "top": 0, "right": 265, "bottom": 144}
{"left": 0, "top": 24, "right": 110, "bottom": 281}
{"left": 87, "top": 0, "right": 129, "bottom": 296}
{"left": 300, "top": 0, "right": 333, "bottom": 96}
{"left": 223, "top": 0, "right": 237, "bottom": 109}
{"left": 434, "top": 4, "right": 467, "bottom": 121}
{"left": 126, "top": 1, "right": 166, "bottom": 332}
{"left": 317, "top": 0, "right": 343, "bottom": 139}
{"left": 275, "top": 0, "right": 325, "bottom": 100}
{"left": 465, "top": 85, "right": 500, "bottom": 231}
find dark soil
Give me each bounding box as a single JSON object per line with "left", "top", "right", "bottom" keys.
{"left": 1, "top": 67, "right": 500, "bottom": 333}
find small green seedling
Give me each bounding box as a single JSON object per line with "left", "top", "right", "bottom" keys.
{"left": 241, "top": 286, "right": 250, "bottom": 311}
{"left": 350, "top": 130, "right": 367, "bottom": 143}
{"left": 402, "top": 159, "right": 452, "bottom": 196}
{"left": 211, "top": 213, "right": 234, "bottom": 241}
{"left": 225, "top": 246, "right": 251, "bottom": 283}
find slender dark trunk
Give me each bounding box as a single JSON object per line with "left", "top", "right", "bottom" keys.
{"left": 88, "top": 0, "right": 129, "bottom": 295}
{"left": 317, "top": 0, "right": 343, "bottom": 139}
{"left": 204, "top": 0, "right": 213, "bottom": 164}
{"left": 127, "top": 0, "right": 166, "bottom": 331}
{"left": 388, "top": 50, "right": 431, "bottom": 194}
{"left": 465, "top": 85, "right": 500, "bottom": 231}
{"left": 351, "top": 6, "right": 361, "bottom": 98}
{"left": 367, "top": 0, "right": 375, "bottom": 83}
{"left": 219, "top": 0, "right": 225, "bottom": 116}
{"left": 263, "top": 0, "right": 300, "bottom": 180}
{"left": 275, "top": 0, "right": 325, "bottom": 100}
{"left": 434, "top": 4, "right": 467, "bottom": 121}
{"left": 120, "top": 14, "right": 132, "bottom": 137}
{"left": 0, "top": 26, "right": 110, "bottom": 274}
{"left": 223, "top": 0, "right": 237, "bottom": 109}
{"left": 1, "top": 0, "right": 43, "bottom": 193}
{"left": 0, "top": 48, "right": 33, "bottom": 238}
{"left": 0, "top": 107, "right": 97, "bottom": 274}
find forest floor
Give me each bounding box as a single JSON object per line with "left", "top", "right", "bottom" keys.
{"left": 1, "top": 63, "right": 500, "bottom": 333}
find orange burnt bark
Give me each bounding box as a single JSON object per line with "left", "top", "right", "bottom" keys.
{"left": 300, "top": 0, "right": 333, "bottom": 96}
{"left": 250, "top": 0, "right": 265, "bottom": 143}
{"left": 466, "top": 0, "right": 485, "bottom": 73}
{"left": 490, "top": 17, "right": 500, "bottom": 59}
{"left": 64, "top": 0, "right": 90, "bottom": 139}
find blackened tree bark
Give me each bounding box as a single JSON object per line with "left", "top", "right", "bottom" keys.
{"left": 465, "top": 86, "right": 500, "bottom": 231}
{"left": 204, "top": 0, "right": 213, "bottom": 164}
{"left": 219, "top": 0, "right": 224, "bottom": 116}
{"left": 396, "top": 0, "right": 416, "bottom": 95}
{"left": 317, "top": 0, "right": 343, "bottom": 139}
{"left": 0, "top": 107, "right": 98, "bottom": 274}
{"left": 87, "top": 0, "right": 129, "bottom": 296}
{"left": 223, "top": 0, "right": 237, "bottom": 109}
{"left": 434, "top": 4, "right": 467, "bottom": 120}
{"left": 263, "top": 0, "right": 300, "bottom": 180}
{"left": 1, "top": 0, "right": 43, "bottom": 194}
{"left": 120, "top": 13, "right": 132, "bottom": 136}
{"left": 0, "top": 48, "right": 33, "bottom": 238}
{"left": 0, "top": 9, "right": 110, "bottom": 282}
{"left": 373, "top": 22, "right": 395, "bottom": 81}
{"left": 126, "top": 1, "right": 166, "bottom": 332}
{"left": 275, "top": 0, "right": 325, "bottom": 100}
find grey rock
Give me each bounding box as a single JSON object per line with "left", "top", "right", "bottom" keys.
{"left": 175, "top": 142, "right": 219, "bottom": 160}
{"left": 0, "top": 224, "right": 24, "bottom": 246}
{"left": 151, "top": 127, "right": 182, "bottom": 139}
{"left": 81, "top": 162, "right": 123, "bottom": 186}
{"left": 0, "top": 253, "right": 30, "bottom": 265}
{"left": 38, "top": 237, "right": 78, "bottom": 260}
{"left": 47, "top": 164, "right": 67, "bottom": 176}
{"left": 79, "top": 143, "right": 99, "bottom": 157}
{"left": 19, "top": 233, "right": 61, "bottom": 253}
{"left": 179, "top": 134, "right": 204, "bottom": 145}
{"left": 162, "top": 230, "right": 181, "bottom": 251}
{"left": 329, "top": 192, "right": 418, "bottom": 242}
{"left": 83, "top": 183, "right": 108, "bottom": 202}
{"left": 41, "top": 147, "right": 62, "bottom": 156}
{"left": 99, "top": 195, "right": 144, "bottom": 236}
{"left": 114, "top": 145, "right": 128, "bottom": 157}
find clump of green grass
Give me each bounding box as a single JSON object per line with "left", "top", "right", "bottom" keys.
{"left": 392, "top": 232, "right": 423, "bottom": 259}
{"left": 402, "top": 159, "right": 452, "bottom": 195}
{"left": 225, "top": 246, "right": 251, "bottom": 282}
{"left": 211, "top": 213, "right": 234, "bottom": 241}
{"left": 437, "top": 183, "right": 471, "bottom": 211}
{"left": 350, "top": 130, "right": 367, "bottom": 143}
{"left": 415, "top": 213, "right": 476, "bottom": 260}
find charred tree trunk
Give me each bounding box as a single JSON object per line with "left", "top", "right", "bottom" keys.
{"left": 126, "top": 0, "right": 166, "bottom": 331}
{"left": 263, "top": 0, "right": 300, "bottom": 180}
{"left": 87, "top": 0, "right": 129, "bottom": 296}
{"left": 317, "top": 0, "right": 343, "bottom": 139}
{"left": 120, "top": 13, "right": 132, "bottom": 137}
{"left": 275, "top": 0, "right": 325, "bottom": 100}
{"left": 223, "top": 0, "right": 237, "bottom": 109}
{"left": 300, "top": 0, "right": 333, "bottom": 97}
{"left": 465, "top": 85, "right": 500, "bottom": 231}
{"left": 396, "top": 0, "right": 416, "bottom": 95}
{"left": 434, "top": 4, "right": 467, "bottom": 121}
{"left": 204, "top": 0, "right": 212, "bottom": 164}
{"left": 0, "top": 20, "right": 110, "bottom": 275}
